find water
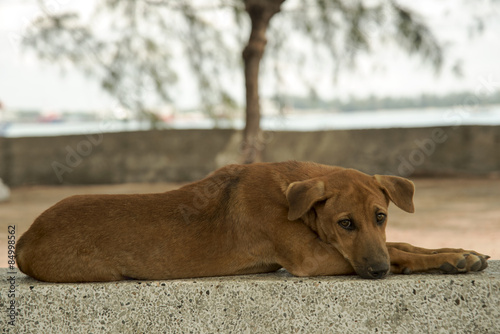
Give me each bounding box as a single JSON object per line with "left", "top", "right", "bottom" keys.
{"left": 1, "top": 106, "right": 500, "bottom": 138}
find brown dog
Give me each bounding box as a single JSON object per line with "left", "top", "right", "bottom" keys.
{"left": 16, "top": 161, "right": 489, "bottom": 282}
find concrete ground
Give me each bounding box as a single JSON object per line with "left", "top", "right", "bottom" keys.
{"left": 1, "top": 177, "right": 499, "bottom": 268}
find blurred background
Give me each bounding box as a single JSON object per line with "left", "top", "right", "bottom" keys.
{"left": 1, "top": 0, "right": 499, "bottom": 266}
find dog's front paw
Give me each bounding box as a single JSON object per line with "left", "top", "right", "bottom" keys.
{"left": 388, "top": 244, "right": 490, "bottom": 275}
{"left": 438, "top": 252, "right": 490, "bottom": 274}
{"left": 463, "top": 252, "right": 489, "bottom": 271}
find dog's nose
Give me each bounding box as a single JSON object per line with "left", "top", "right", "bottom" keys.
{"left": 367, "top": 264, "right": 389, "bottom": 279}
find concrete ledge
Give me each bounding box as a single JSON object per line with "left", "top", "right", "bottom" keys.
{"left": 2, "top": 262, "right": 499, "bottom": 333}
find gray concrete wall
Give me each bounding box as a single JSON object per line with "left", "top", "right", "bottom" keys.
{"left": 263, "top": 126, "right": 500, "bottom": 177}
{"left": 1, "top": 262, "right": 499, "bottom": 333}
{"left": 0, "top": 130, "right": 235, "bottom": 186}
{"left": 1, "top": 126, "right": 500, "bottom": 186}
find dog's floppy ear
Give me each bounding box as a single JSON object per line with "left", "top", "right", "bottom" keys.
{"left": 286, "top": 179, "right": 326, "bottom": 221}
{"left": 374, "top": 175, "right": 415, "bottom": 213}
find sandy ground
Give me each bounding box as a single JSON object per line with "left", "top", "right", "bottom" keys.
{"left": 1, "top": 178, "right": 499, "bottom": 268}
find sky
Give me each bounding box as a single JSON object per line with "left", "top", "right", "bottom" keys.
{"left": 0, "top": 0, "right": 499, "bottom": 112}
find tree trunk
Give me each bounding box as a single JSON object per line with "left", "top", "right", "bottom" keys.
{"left": 241, "top": 0, "right": 284, "bottom": 164}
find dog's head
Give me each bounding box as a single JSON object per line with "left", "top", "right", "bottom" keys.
{"left": 286, "top": 169, "right": 414, "bottom": 279}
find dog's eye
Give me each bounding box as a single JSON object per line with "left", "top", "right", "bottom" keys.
{"left": 338, "top": 219, "right": 354, "bottom": 230}
{"left": 376, "top": 213, "right": 387, "bottom": 225}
